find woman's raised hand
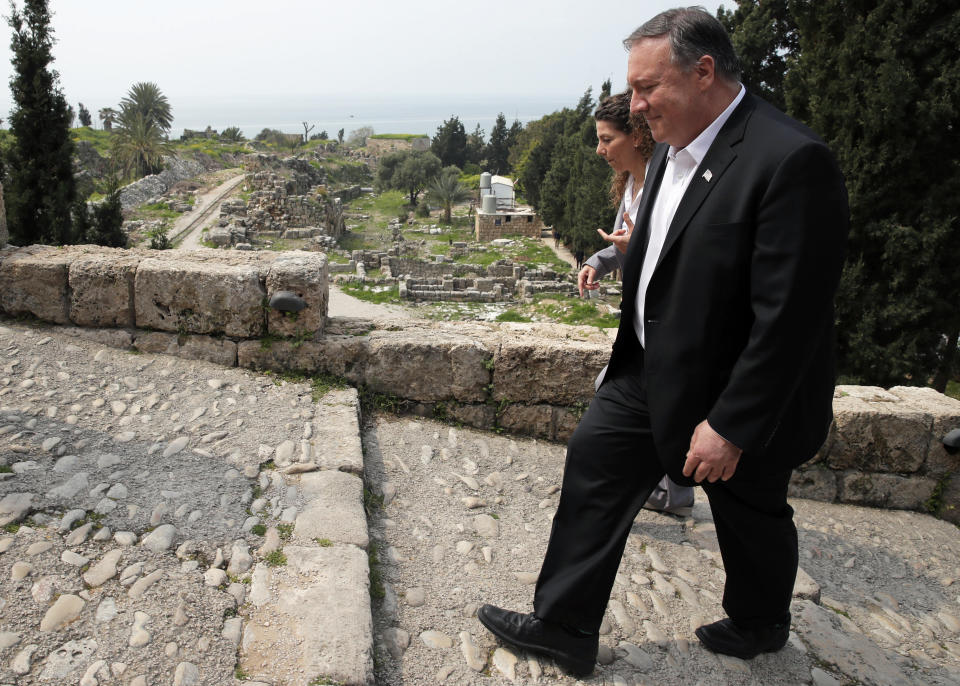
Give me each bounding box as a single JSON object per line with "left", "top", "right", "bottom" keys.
{"left": 597, "top": 212, "right": 634, "bottom": 254}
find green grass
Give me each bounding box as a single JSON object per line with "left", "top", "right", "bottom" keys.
{"left": 536, "top": 298, "right": 619, "bottom": 328}
{"left": 264, "top": 550, "right": 287, "bottom": 567}
{"left": 311, "top": 373, "right": 349, "bottom": 401}
{"left": 496, "top": 309, "right": 532, "bottom": 323}
{"left": 70, "top": 126, "right": 114, "bottom": 156}
{"left": 368, "top": 133, "right": 429, "bottom": 141}
{"left": 132, "top": 202, "right": 182, "bottom": 222}
{"left": 946, "top": 380, "right": 960, "bottom": 401}
{"left": 0, "top": 464, "right": 12, "bottom": 474}
{"left": 277, "top": 523, "right": 294, "bottom": 540}
{"left": 315, "top": 538, "right": 334, "bottom": 547}
{"left": 339, "top": 282, "right": 401, "bottom": 305}
{"left": 250, "top": 524, "right": 266, "bottom": 536}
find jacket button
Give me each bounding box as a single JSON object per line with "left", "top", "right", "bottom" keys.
{"left": 646, "top": 318, "right": 659, "bottom": 324}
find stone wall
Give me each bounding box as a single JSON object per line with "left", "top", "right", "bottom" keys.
{"left": 0, "top": 245, "right": 328, "bottom": 339}
{"left": 119, "top": 156, "right": 205, "bottom": 210}
{"left": 475, "top": 211, "right": 544, "bottom": 241}
{"left": 364, "top": 137, "right": 430, "bottom": 155}
{"left": 2, "top": 245, "right": 958, "bottom": 522}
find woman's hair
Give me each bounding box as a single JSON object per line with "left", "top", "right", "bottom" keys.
{"left": 594, "top": 90, "right": 655, "bottom": 206}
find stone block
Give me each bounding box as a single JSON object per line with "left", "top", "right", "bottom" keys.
{"left": 838, "top": 471, "right": 937, "bottom": 511}
{"left": 240, "top": 547, "right": 373, "bottom": 686}
{"left": 827, "top": 394, "right": 930, "bottom": 473}
{"left": 294, "top": 470, "right": 368, "bottom": 548}
{"left": 493, "top": 338, "right": 606, "bottom": 405}
{"left": 68, "top": 253, "right": 140, "bottom": 327}
{"left": 134, "top": 331, "right": 238, "bottom": 367}
{"left": 446, "top": 403, "right": 496, "bottom": 431}
{"left": 312, "top": 388, "right": 364, "bottom": 474}
{"left": 134, "top": 257, "right": 265, "bottom": 337}
{"left": 936, "top": 472, "right": 960, "bottom": 524}
{"left": 888, "top": 386, "right": 960, "bottom": 478}
{"left": 0, "top": 246, "right": 74, "bottom": 324}
{"left": 788, "top": 467, "right": 838, "bottom": 503}
{"left": 498, "top": 404, "right": 554, "bottom": 439}
{"left": 362, "top": 330, "right": 490, "bottom": 403}
{"left": 266, "top": 251, "right": 328, "bottom": 338}
{"left": 554, "top": 406, "right": 583, "bottom": 443}
{"left": 60, "top": 327, "right": 134, "bottom": 350}
{"left": 237, "top": 336, "right": 368, "bottom": 378}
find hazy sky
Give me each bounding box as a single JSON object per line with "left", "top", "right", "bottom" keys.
{"left": 0, "top": 0, "right": 725, "bottom": 117}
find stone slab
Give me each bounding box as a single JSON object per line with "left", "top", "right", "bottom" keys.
{"left": 0, "top": 246, "right": 74, "bottom": 324}
{"left": 493, "top": 337, "right": 607, "bottom": 405}
{"left": 134, "top": 257, "right": 266, "bottom": 337}
{"left": 793, "top": 600, "right": 915, "bottom": 686}
{"left": 294, "top": 470, "right": 368, "bottom": 548}
{"left": 240, "top": 547, "right": 374, "bottom": 686}
{"left": 312, "top": 388, "right": 364, "bottom": 474}
{"left": 265, "top": 251, "right": 328, "bottom": 338}
{"left": 68, "top": 253, "right": 140, "bottom": 327}
{"left": 133, "top": 331, "right": 238, "bottom": 367}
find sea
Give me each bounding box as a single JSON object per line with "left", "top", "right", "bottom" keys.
{"left": 168, "top": 94, "right": 575, "bottom": 142}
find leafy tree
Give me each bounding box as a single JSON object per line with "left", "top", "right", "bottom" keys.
{"left": 98, "top": 106, "right": 117, "bottom": 131}
{"left": 779, "top": 0, "right": 960, "bottom": 390}
{"left": 77, "top": 102, "right": 91, "bottom": 127}
{"left": 120, "top": 82, "right": 172, "bottom": 133}
{"left": 465, "top": 124, "right": 485, "bottom": 166}
{"left": 485, "top": 113, "right": 510, "bottom": 173}
{"left": 220, "top": 126, "right": 245, "bottom": 142}
{"left": 4, "top": 0, "right": 77, "bottom": 245}
{"left": 376, "top": 150, "right": 442, "bottom": 206}
{"left": 86, "top": 177, "right": 125, "bottom": 247}
{"left": 347, "top": 126, "right": 374, "bottom": 146}
{"left": 431, "top": 115, "right": 467, "bottom": 168}
{"left": 337, "top": 128, "right": 345, "bottom": 144}
{"left": 427, "top": 166, "right": 470, "bottom": 223}
{"left": 718, "top": 0, "right": 797, "bottom": 111}
{"left": 318, "top": 130, "right": 328, "bottom": 140}
{"left": 114, "top": 110, "right": 167, "bottom": 177}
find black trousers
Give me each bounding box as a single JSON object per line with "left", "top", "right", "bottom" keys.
{"left": 532, "top": 354, "right": 798, "bottom": 632}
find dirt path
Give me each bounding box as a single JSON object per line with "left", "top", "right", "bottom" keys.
{"left": 173, "top": 171, "right": 246, "bottom": 250}
{"left": 327, "top": 283, "right": 417, "bottom": 323}
{"left": 542, "top": 233, "right": 579, "bottom": 269}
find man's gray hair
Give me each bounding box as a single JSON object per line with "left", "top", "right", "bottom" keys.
{"left": 624, "top": 6, "right": 741, "bottom": 82}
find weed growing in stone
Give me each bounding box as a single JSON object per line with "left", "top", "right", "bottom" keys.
{"left": 367, "top": 542, "right": 385, "bottom": 600}
{"left": 250, "top": 524, "right": 266, "bottom": 536}
{"left": 276, "top": 523, "right": 294, "bottom": 541}
{"left": 311, "top": 373, "right": 349, "bottom": 401}
{"left": 0, "top": 465, "right": 12, "bottom": 473}
{"left": 315, "top": 538, "right": 333, "bottom": 547}
{"left": 264, "top": 550, "right": 287, "bottom": 567}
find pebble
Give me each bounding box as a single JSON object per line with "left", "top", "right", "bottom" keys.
{"left": 420, "top": 630, "right": 453, "bottom": 649}
{"left": 406, "top": 587, "right": 425, "bottom": 607}
{"left": 129, "top": 570, "right": 164, "bottom": 599}
{"left": 40, "top": 594, "right": 85, "bottom": 631}
{"left": 61, "top": 549, "right": 89, "bottom": 566}
{"left": 619, "top": 641, "right": 653, "bottom": 670}
{"left": 141, "top": 524, "right": 176, "bottom": 552}
{"left": 459, "top": 631, "right": 486, "bottom": 671}
{"left": 492, "top": 646, "right": 518, "bottom": 681}
{"left": 10, "top": 644, "right": 37, "bottom": 675}
{"left": 129, "top": 612, "right": 151, "bottom": 647}
{"left": 383, "top": 627, "right": 411, "bottom": 659}
{"left": 11, "top": 561, "right": 32, "bottom": 580}
{"left": 65, "top": 522, "right": 94, "bottom": 545}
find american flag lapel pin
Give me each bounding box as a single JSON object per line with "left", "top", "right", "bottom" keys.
{"left": 702, "top": 169, "right": 713, "bottom": 182}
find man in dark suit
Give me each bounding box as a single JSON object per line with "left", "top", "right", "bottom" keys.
{"left": 478, "top": 7, "right": 849, "bottom": 677}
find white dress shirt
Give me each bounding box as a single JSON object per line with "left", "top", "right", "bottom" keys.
{"left": 634, "top": 85, "right": 746, "bottom": 348}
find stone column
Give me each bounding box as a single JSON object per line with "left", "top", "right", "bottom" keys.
{"left": 0, "top": 181, "right": 7, "bottom": 248}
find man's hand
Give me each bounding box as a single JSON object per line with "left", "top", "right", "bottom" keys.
{"left": 683, "top": 420, "right": 742, "bottom": 483}
{"left": 578, "top": 265, "right": 599, "bottom": 297}
{"left": 597, "top": 212, "right": 635, "bottom": 254}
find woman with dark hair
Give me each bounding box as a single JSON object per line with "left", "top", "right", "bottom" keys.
{"left": 580, "top": 90, "right": 694, "bottom": 517}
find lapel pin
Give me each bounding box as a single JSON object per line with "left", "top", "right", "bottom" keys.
{"left": 702, "top": 169, "right": 713, "bottom": 182}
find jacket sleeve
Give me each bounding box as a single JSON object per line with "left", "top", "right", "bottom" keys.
{"left": 584, "top": 244, "right": 624, "bottom": 280}
{"left": 583, "top": 194, "right": 627, "bottom": 279}
{"left": 706, "top": 140, "right": 849, "bottom": 455}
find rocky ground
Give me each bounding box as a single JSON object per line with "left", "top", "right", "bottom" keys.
{"left": 365, "top": 415, "right": 960, "bottom": 686}
{"left": 0, "top": 320, "right": 347, "bottom": 686}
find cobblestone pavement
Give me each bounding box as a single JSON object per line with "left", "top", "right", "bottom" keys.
{"left": 0, "top": 321, "right": 371, "bottom": 686}
{"left": 365, "top": 416, "right": 960, "bottom": 686}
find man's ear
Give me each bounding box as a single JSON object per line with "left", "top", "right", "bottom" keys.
{"left": 695, "top": 55, "right": 716, "bottom": 90}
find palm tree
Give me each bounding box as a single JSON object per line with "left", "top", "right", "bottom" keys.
{"left": 98, "top": 107, "right": 117, "bottom": 131}
{"left": 427, "top": 171, "right": 471, "bottom": 224}
{"left": 120, "top": 82, "right": 172, "bottom": 133}
{"left": 113, "top": 110, "right": 167, "bottom": 178}
{"left": 220, "top": 126, "right": 245, "bottom": 142}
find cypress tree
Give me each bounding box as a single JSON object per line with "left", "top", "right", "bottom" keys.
{"left": 4, "top": 0, "right": 77, "bottom": 245}
{"left": 785, "top": 0, "right": 960, "bottom": 389}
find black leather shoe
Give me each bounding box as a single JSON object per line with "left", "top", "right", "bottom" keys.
{"left": 477, "top": 604, "right": 597, "bottom": 677}
{"left": 695, "top": 618, "right": 789, "bottom": 659}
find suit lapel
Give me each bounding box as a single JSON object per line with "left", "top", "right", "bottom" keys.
{"left": 653, "top": 95, "right": 755, "bottom": 271}
{"left": 621, "top": 144, "right": 668, "bottom": 302}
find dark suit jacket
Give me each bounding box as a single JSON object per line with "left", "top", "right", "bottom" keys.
{"left": 608, "top": 93, "right": 849, "bottom": 483}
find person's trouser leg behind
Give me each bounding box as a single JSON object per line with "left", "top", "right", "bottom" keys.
{"left": 695, "top": 468, "right": 796, "bottom": 658}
